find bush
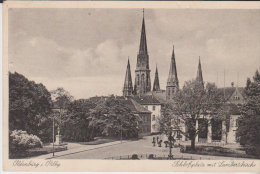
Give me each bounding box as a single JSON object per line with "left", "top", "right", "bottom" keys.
{"left": 131, "top": 154, "right": 139, "bottom": 160}
{"left": 245, "top": 146, "right": 260, "bottom": 157}
{"left": 148, "top": 154, "right": 154, "bottom": 159}
{"left": 9, "top": 130, "right": 43, "bottom": 157}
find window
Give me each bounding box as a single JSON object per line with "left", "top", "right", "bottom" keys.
{"left": 152, "top": 106, "right": 156, "bottom": 111}
{"left": 234, "top": 96, "right": 240, "bottom": 100}
{"left": 137, "top": 75, "right": 140, "bottom": 85}
{"left": 152, "top": 124, "right": 156, "bottom": 130}
{"left": 141, "top": 74, "right": 145, "bottom": 85}
{"left": 152, "top": 115, "right": 156, "bottom": 121}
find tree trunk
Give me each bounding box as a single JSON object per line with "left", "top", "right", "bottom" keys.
{"left": 191, "top": 137, "right": 196, "bottom": 151}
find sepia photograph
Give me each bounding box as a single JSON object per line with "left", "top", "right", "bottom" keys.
{"left": 3, "top": 1, "right": 260, "bottom": 172}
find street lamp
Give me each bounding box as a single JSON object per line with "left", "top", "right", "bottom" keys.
{"left": 120, "top": 123, "right": 123, "bottom": 143}
{"left": 52, "top": 115, "right": 55, "bottom": 157}
{"left": 168, "top": 127, "right": 180, "bottom": 159}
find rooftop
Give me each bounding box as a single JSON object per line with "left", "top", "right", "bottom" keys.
{"left": 131, "top": 95, "right": 162, "bottom": 105}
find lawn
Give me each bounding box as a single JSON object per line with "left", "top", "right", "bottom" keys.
{"left": 10, "top": 145, "right": 67, "bottom": 159}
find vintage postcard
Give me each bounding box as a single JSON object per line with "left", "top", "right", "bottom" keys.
{"left": 3, "top": 1, "right": 260, "bottom": 172}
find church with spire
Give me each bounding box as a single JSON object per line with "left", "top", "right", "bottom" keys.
{"left": 123, "top": 10, "right": 187, "bottom": 102}
{"left": 134, "top": 11, "right": 151, "bottom": 96}
{"left": 121, "top": 10, "right": 243, "bottom": 142}
{"left": 123, "top": 10, "right": 204, "bottom": 101}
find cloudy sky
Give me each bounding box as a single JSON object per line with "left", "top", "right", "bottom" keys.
{"left": 9, "top": 8, "right": 260, "bottom": 99}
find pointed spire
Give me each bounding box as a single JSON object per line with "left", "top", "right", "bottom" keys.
{"left": 166, "top": 45, "right": 179, "bottom": 101}
{"left": 153, "top": 65, "right": 160, "bottom": 91}
{"left": 196, "top": 57, "right": 204, "bottom": 87}
{"left": 123, "top": 58, "right": 133, "bottom": 97}
{"left": 167, "top": 45, "right": 179, "bottom": 88}
{"left": 139, "top": 9, "right": 148, "bottom": 54}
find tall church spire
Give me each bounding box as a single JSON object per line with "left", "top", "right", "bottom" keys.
{"left": 166, "top": 45, "right": 179, "bottom": 100}
{"left": 139, "top": 9, "right": 148, "bottom": 55}
{"left": 123, "top": 58, "right": 133, "bottom": 97}
{"left": 153, "top": 65, "right": 160, "bottom": 91}
{"left": 196, "top": 57, "right": 204, "bottom": 87}
{"left": 135, "top": 9, "right": 151, "bottom": 95}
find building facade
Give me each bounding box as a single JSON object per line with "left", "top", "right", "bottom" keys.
{"left": 132, "top": 95, "right": 162, "bottom": 133}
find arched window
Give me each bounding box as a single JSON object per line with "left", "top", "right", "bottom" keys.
{"left": 141, "top": 74, "right": 145, "bottom": 84}
{"left": 137, "top": 74, "right": 140, "bottom": 86}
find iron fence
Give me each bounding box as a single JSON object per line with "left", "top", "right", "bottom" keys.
{"left": 104, "top": 153, "right": 212, "bottom": 160}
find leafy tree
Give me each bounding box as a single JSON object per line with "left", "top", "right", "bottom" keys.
{"left": 51, "top": 87, "right": 73, "bottom": 109}
{"left": 237, "top": 70, "right": 260, "bottom": 153}
{"left": 9, "top": 72, "right": 52, "bottom": 141}
{"left": 62, "top": 99, "right": 97, "bottom": 141}
{"left": 50, "top": 88, "right": 73, "bottom": 135}
{"left": 91, "top": 97, "right": 141, "bottom": 139}
{"left": 160, "top": 80, "right": 223, "bottom": 150}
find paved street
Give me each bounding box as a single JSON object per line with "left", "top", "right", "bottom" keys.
{"left": 47, "top": 136, "right": 248, "bottom": 160}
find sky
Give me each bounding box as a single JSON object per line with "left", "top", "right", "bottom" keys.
{"left": 8, "top": 8, "right": 260, "bottom": 99}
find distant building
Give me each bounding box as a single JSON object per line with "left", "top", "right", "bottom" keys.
{"left": 219, "top": 86, "right": 245, "bottom": 144}
{"left": 131, "top": 95, "right": 162, "bottom": 133}
{"left": 120, "top": 98, "right": 152, "bottom": 136}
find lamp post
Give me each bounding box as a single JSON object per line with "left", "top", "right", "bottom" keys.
{"left": 52, "top": 115, "right": 55, "bottom": 157}
{"left": 168, "top": 127, "right": 180, "bottom": 160}
{"left": 120, "top": 123, "right": 123, "bottom": 143}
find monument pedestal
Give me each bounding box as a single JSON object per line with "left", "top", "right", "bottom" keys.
{"left": 55, "top": 134, "right": 62, "bottom": 145}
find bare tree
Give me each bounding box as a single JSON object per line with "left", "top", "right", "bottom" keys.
{"left": 161, "top": 80, "right": 223, "bottom": 150}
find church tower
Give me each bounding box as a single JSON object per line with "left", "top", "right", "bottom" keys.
{"left": 134, "top": 10, "right": 151, "bottom": 95}
{"left": 123, "top": 58, "right": 133, "bottom": 97}
{"left": 166, "top": 45, "right": 179, "bottom": 101}
{"left": 196, "top": 57, "right": 204, "bottom": 87}
{"left": 153, "top": 65, "right": 160, "bottom": 91}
